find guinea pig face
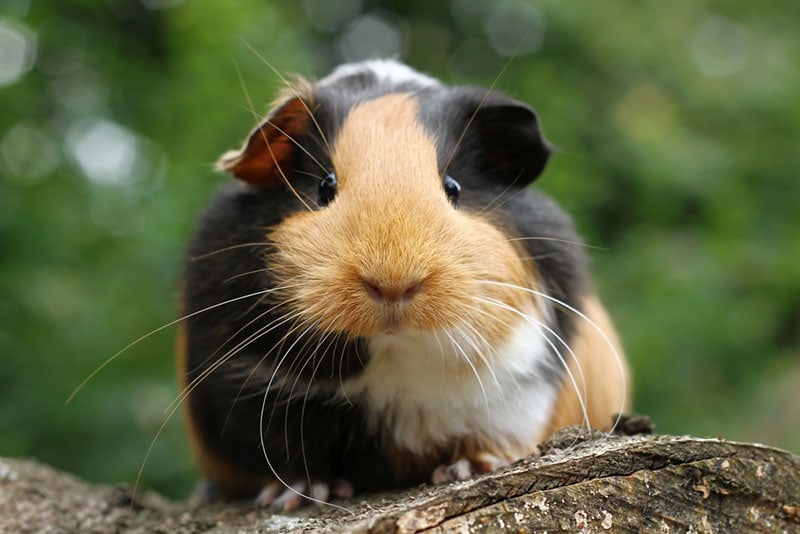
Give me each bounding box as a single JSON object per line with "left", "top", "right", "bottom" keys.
{"left": 218, "top": 67, "right": 552, "bottom": 363}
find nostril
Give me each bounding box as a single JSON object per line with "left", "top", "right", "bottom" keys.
{"left": 363, "top": 279, "right": 386, "bottom": 302}
{"left": 401, "top": 282, "right": 421, "bottom": 301}
{"left": 362, "top": 278, "right": 422, "bottom": 303}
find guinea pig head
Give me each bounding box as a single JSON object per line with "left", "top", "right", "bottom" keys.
{"left": 218, "top": 88, "right": 550, "bottom": 354}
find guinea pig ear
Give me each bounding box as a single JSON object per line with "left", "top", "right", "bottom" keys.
{"left": 216, "top": 96, "right": 310, "bottom": 187}
{"left": 471, "top": 93, "right": 551, "bottom": 185}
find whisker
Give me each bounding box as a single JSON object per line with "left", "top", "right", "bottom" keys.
{"left": 440, "top": 55, "right": 516, "bottom": 180}
{"left": 352, "top": 340, "right": 366, "bottom": 369}
{"left": 445, "top": 331, "right": 490, "bottom": 410}
{"left": 180, "top": 305, "right": 281, "bottom": 407}
{"left": 456, "top": 314, "right": 536, "bottom": 398}
{"left": 452, "top": 323, "right": 501, "bottom": 390}
{"left": 139, "top": 316, "right": 301, "bottom": 501}
{"left": 172, "top": 294, "right": 304, "bottom": 412}
{"left": 456, "top": 316, "right": 522, "bottom": 396}
{"left": 476, "top": 280, "right": 627, "bottom": 434}
{"left": 66, "top": 288, "right": 281, "bottom": 404}
{"left": 258, "top": 312, "right": 311, "bottom": 459}
{"left": 258, "top": 322, "right": 353, "bottom": 513}
{"left": 432, "top": 324, "right": 448, "bottom": 367}
{"left": 279, "top": 320, "right": 322, "bottom": 462}
{"left": 217, "top": 309, "right": 309, "bottom": 432}
{"left": 279, "top": 321, "right": 328, "bottom": 405}
{"left": 131, "top": 306, "right": 301, "bottom": 509}
{"left": 457, "top": 306, "right": 531, "bottom": 401}
{"left": 190, "top": 242, "right": 270, "bottom": 260}
{"left": 262, "top": 315, "right": 315, "bottom": 436}
{"left": 336, "top": 337, "right": 353, "bottom": 405}
{"left": 227, "top": 311, "right": 309, "bottom": 406}
{"left": 128, "top": 301, "right": 310, "bottom": 508}
{"left": 293, "top": 169, "right": 325, "bottom": 180}
{"left": 505, "top": 236, "right": 607, "bottom": 251}
{"left": 299, "top": 325, "right": 342, "bottom": 492}
{"left": 277, "top": 316, "right": 328, "bottom": 406}
{"left": 240, "top": 40, "right": 334, "bottom": 156}
{"left": 223, "top": 268, "right": 272, "bottom": 284}
{"left": 277, "top": 317, "right": 337, "bottom": 413}
{"left": 130, "top": 396, "right": 183, "bottom": 509}
{"left": 475, "top": 180, "right": 521, "bottom": 217}
{"left": 233, "top": 62, "right": 314, "bottom": 212}
{"left": 471, "top": 295, "right": 590, "bottom": 432}
{"left": 238, "top": 105, "right": 331, "bottom": 178}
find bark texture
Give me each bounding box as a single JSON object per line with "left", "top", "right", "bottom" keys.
{"left": 1, "top": 425, "right": 798, "bottom": 533}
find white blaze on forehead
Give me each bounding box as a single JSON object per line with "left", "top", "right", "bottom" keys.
{"left": 341, "top": 317, "right": 558, "bottom": 454}
{"left": 320, "top": 59, "right": 441, "bottom": 88}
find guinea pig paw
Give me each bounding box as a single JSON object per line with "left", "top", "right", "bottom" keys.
{"left": 330, "top": 478, "right": 354, "bottom": 499}
{"left": 431, "top": 453, "right": 506, "bottom": 484}
{"left": 470, "top": 451, "right": 506, "bottom": 474}
{"left": 254, "top": 478, "right": 354, "bottom": 510}
{"left": 255, "top": 480, "right": 307, "bottom": 511}
{"left": 431, "top": 458, "right": 473, "bottom": 484}
{"left": 189, "top": 478, "right": 223, "bottom": 504}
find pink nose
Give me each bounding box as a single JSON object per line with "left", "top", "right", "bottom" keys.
{"left": 362, "top": 278, "right": 421, "bottom": 303}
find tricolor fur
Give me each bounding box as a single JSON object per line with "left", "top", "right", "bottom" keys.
{"left": 180, "top": 59, "right": 629, "bottom": 499}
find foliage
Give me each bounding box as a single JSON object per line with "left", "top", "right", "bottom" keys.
{"left": 1, "top": 0, "right": 798, "bottom": 498}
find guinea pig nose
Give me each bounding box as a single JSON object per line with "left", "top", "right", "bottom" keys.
{"left": 362, "top": 278, "right": 421, "bottom": 303}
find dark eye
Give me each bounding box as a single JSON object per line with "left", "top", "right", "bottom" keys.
{"left": 443, "top": 175, "right": 461, "bottom": 207}
{"left": 319, "top": 173, "right": 337, "bottom": 206}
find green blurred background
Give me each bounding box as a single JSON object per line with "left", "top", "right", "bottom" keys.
{"left": 1, "top": 0, "right": 798, "bottom": 498}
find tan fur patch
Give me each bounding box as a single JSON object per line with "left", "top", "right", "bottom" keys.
{"left": 541, "top": 295, "right": 631, "bottom": 438}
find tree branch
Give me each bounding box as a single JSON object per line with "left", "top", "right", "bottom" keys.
{"left": 1, "top": 423, "right": 798, "bottom": 532}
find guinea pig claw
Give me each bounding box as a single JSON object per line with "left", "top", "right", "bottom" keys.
{"left": 431, "top": 453, "right": 506, "bottom": 484}
{"left": 255, "top": 479, "right": 353, "bottom": 510}
{"left": 471, "top": 451, "right": 505, "bottom": 474}
{"left": 447, "top": 458, "right": 475, "bottom": 481}
{"left": 190, "top": 478, "right": 223, "bottom": 504}
{"left": 254, "top": 480, "right": 307, "bottom": 510}
{"left": 432, "top": 460, "right": 470, "bottom": 484}
{"left": 254, "top": 481, "right": 282, "bottom": 507}
{"left": 309, "top": 481, "right": 329, "bottom": 504}
{"left": 331, "top": 478, "right": 354, "bottom": 499}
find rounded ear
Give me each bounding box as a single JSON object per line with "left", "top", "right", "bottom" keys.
{"left": 471, "top": 92, "right": 552, "bottom": 185}
{"left": 216, "top": 96, "right": 310, "bottom": 187}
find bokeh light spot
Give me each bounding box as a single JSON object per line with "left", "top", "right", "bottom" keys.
{"left": 303, "top": 0, "right": 363, "bottom": 32}
{"left": 485, "top": 1, "right": 545, "bottom": 57}
{"left": 336, "top": 13, "right": 404, "bottom": 62}
{"left": 691, "top": 15, "right": 752, "bottom": 78}
{"left": 0, "top": 18, "right": 37, "bottom": 87}
{"left": 1, "top": 121, "right": 59, "bottom": 184}
{"left": 65, "top": 119, "right": 139, "bottom": 186}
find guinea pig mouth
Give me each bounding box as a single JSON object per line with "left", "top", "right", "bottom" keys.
{"left": 376, "top": 309, "right": 406, "bottom": 334}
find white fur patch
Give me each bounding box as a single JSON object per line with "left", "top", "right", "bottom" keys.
{"left": 340, "top": 318, "right": 558, "bottom": 455}
{"left": 321, "top": 59, "right": 440, "bottom": 88}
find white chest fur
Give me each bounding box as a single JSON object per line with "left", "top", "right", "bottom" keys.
{"left": 340, "top": 318, "right": 559, "bottom": 455}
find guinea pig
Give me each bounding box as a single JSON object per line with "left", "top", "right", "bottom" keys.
{"left": 178, "top": 59, "right": 629, "bottom": 510}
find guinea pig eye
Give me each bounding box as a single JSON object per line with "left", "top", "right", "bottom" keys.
{"left": 443, "top": 175, "right": 461, "bottom": 207}
{"left": 319, "top": 173, "right": 337, "bottom": 207}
